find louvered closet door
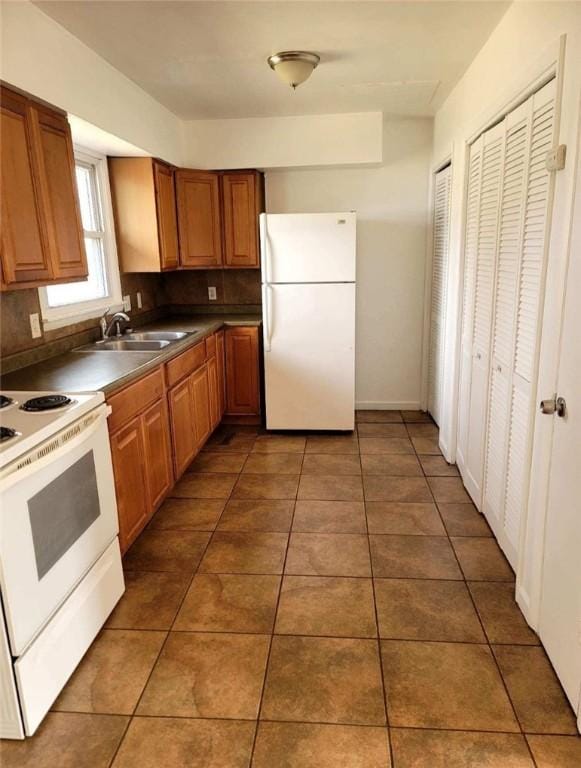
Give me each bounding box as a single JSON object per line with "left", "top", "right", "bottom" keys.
{"left": 483, "top": 79, "right": 556, "bottom": 566}
{"left": 462, "top": 122, "right": 505, "bottom": 505}
{"left": 428, "top": 165, "right": 452, "bottom": 426}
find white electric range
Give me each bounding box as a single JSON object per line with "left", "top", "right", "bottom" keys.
{"left": 0, "top": 391, "right": 124, "bottom": 738}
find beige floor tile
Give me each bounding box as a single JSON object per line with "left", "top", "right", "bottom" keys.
{"left": 298, "top": 474, "right": 364, "bottom": 501}
{"left": 123, "top": 529, "right": 210, "bottom": 573}
{"left": 199, "top": 531, "right": 288, "bottom": 574}
{"left": 149, "top": 498, "right": 225, "bottom": 531}
{"left": 170, "top": 472, "right": 238, "bottom": 499}
{"left": 217, "top": 499, "right": 294, "bottom": 532}
{"left": 242, "top": 451, "right": 304, "bottom": 474}
{"left": 359, "top": 437, "right": 414, "bottom": 455}
{"left": 357, "top": 409, "right": 403, "bottom": 423}
{"left": 275, "top": 576, "right": 377, "bottom": 637}
{"left": 112, "top": 717, "right": 255, "bottom": 768}
{"left": 419, "top": 455, "right": 459, "bottom": 476}
{"left": 187, "top": 452, "right": 248, "bottom": 473}
{"left": 301, "top": 453, "right": 362, "bottom": 475}
{"left": 493, "top": 645, "right": 578, "bottom": 734}
{"left": 361, "top": 454, "right": 422, "bottom": 476}
{"left": 232, "top": 473, "right": 300, "bottom": 500}
{"left": 305, "top": 434, "right": 359, "bottom": 454}
{"left": 468, "top": 582, "right": 539, "bottom": 645}
{"left": 526, "top": 735, "right": 581, "bottom": 768}
{"left": 451, "top": 537, "right": 514, "bottom": 581}
{"left": 262, "top": 635, "right": 386, "bottom": 725}
{"left": 357, "top": 423, "right": 408, "bottom": 438}
{"left": 401, "top": 410, "right": 433, "bottom": 423}
{"left": 174, "top": 573, "right": 280, "bottom": 632}
{"left": 364, "top": 476, "right": 432, "bottom": 502}
{"left": 375, "top": 579, "right": 485, "bottom": 641}
{"left": 286, "top": 533, "right": 371, "bottom": 577}
{"left": 406, "top": 423, "right": 439, "bottom": 438}
{"left": 253, "top": 722, "right": 391, "bottom": 768}
{"left": 366, "top": 502, "right": 445, "bottom": 535}
{"left": 390, "top": 729, "right": 534, "bottom": 768}
{"left": 53, "top": 629, "right": 165, "bottom": 715}
{"left": 252, "top": 434, "right": 306, "bottom": 453}
{"left": 137, "top": 632, "right": 269, "bottom": 718}
{"left": 0, "top": 712, "right": 128, "bottom": 768}
{"left": 427, "top": 477, "right": 471, "bottom": 503}
{"left": 292, "top": 500, "right": 366, "bottom": 533}
{"left": 106, "top": 571, "right": 190, "bottom": 630}
{"left": 411, "top": 437, "right": 441, "bottom": 455}
{"left": 370, "top": 535, "right": 462, "bottom": 579}
{"left": 382, "top": 640, "right": 519, "bottom": 731}
{"left": 438, "top": 502, "right": 492, "bottom": 536}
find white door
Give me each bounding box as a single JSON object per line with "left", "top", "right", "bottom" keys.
{"left": 263, "top": 282, "right": 356, "bottom": 430}
{"left": 260, "top": 212, "right": 356, "bottom": 284}
{"left": 428, "top": 165, "right": 452, "bottom": 426}
{"left": 538, "top": 134, "right": 581, "bottom": 723}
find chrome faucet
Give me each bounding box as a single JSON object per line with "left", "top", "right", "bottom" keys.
{"left": 100, "top": 310, "right": 131, "bottom": 339}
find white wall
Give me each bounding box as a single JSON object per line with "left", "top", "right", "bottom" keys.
{"left": 0, "top": 1, "right": 182, "bottom": 164}
{"left": 181, "top": 112, "right": 383, "bottom": 169}
{"left": 267, "top": 117, "right": 433, "bottom": 409}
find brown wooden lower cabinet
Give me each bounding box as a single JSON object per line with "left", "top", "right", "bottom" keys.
{"left": 142, "top": 398, "right": 173, "bottom": 509}
{"left": 207, "top": 355, "right": 220, "bottom": 430}
{"left": 225, "top": 326, "right": 260, "bottom": 417}
{"left": 216, "top": 330, "right": 226, "bottom": 417}
{"left": 168, "top": 376, "right": 196, "bottom": 478}
{"left": 191, "top": 363, "right": 212, "bottom": 449}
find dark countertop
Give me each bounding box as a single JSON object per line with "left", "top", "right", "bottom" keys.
{"left": 1, "top": 314, "right": 262, "bottom": 396}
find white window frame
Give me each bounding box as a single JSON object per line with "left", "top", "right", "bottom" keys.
{"left": 38, "top": 146, "right": 123, "bottom": 330}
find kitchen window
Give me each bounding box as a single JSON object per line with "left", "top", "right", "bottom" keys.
{"left": 38, "top": 148, "right": 122, "bottom": 329}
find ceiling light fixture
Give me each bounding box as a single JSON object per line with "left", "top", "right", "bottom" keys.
{"left": 267, "top": 51, "right": 320, "bottom": 89}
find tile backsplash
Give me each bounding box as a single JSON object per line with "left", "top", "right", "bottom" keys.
{"left": 162, "top": 269, "right": 261, "bottom": 307}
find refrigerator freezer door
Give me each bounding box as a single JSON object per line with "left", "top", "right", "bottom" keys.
{"left": 261, "top": 212, "right": 356, "bottom": 284}
{"left": 263, "top": 282, "right": 355, "bottom": 430}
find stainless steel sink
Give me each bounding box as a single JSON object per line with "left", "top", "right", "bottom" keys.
{"left": 125, "top": 331, "right": 190, "bottom": 342}
{"left": 92, "top": 339, "right": 170, "bottom": 351}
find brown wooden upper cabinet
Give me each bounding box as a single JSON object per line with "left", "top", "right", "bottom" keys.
{"left": 222, "top": 171, "right": 264, "bottom": 269}
{"left": 0, "top": 83, "right": 87, "bottom": 289}
{"left": 175, "top": 169, "right": 222, "bottom": 268}
{"left": 108, "top": 157, "right": 179, "bottom": 272}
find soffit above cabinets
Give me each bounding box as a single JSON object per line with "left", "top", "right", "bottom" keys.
{"left": 34, "top": 1, "right": 510, "bottom": 120}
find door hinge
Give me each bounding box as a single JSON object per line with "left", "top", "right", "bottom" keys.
{"left": 546, "top": 145, "right": 567, "bottom": 172}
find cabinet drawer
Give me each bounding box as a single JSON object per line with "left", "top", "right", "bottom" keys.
{"left": 166, "top": 341, "right": 206, "bottom": 387}
{"left": 107, "top": 368, "right": 164, "bottom": 432}
{"left": 205, "top": 333, "right": 217, "bottom": 359}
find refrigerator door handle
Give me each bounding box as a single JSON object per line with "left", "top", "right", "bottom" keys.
{"left": 263, "top": 283, "right": 273, "bottom": 352}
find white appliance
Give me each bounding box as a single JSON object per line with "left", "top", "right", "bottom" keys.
{"left": 0, "top": 391, "right": 124, "bottom": 738}
{"left": 260, "top": 212, "right": 356, "bottom": 430}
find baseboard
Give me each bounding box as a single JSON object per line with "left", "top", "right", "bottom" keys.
{"left": 355, "top": 401, "right": 422, "bottom": 411}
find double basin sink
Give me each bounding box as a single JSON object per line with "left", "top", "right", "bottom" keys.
{"left": 78, "top": 331, "right": 193, "bottom": 352}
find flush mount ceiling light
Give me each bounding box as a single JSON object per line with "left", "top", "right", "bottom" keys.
{"left": 267, "top": 51, "right": 320, "bottom": 89}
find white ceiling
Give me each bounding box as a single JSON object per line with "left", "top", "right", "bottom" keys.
{"left": 34, "top": 1, "right": 510, "bottom": 120}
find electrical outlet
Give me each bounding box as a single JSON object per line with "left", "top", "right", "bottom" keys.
{"left": 122, "top": 295, "right": 132, "bottom": 312}
{"left": 208, "top": 286, "right": 217, "bottom": 301}
{"left": 136, "top": 291, "right": 143, "bottom": 309}
{"left": 29, "top": 313, "right": 42, "bottom": 339}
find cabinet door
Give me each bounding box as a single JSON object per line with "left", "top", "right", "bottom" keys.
{"left": 225, "top": 327, "right": 260, "bottom": 415}
{"left": 110, "top": 417, "right": 149, "bottom": 554}
{"left": 207, "top": 355, "right": 220, "bottom": 430}
{"left": 142, "top": 398, "right": 173, "bottom": 511}
{"left": 176, "top": 170, "right": 222, "bottom": 267}
{"left": 0, "top": 88, "right": 51, "bottom": 285}
{"left": 31, "top": 106, "right": 87, "bottom": 281}
{"left": 222, "top": 172, "right": 262, "bottom": 268}
{"left": 168, "top": 378, "right": 196, "bottom": 477}
{"left": 216, "top": 330, "right": 226, "bottom": 418}
{"left": 191, "top": 364, "right": 212, "bottom": 449}
{"left": 153, "top": 161, "right": 179, "bottom": 270}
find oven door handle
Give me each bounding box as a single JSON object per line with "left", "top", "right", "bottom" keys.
{"left": 0, "top": 406, "right": 111, "bottom": 492}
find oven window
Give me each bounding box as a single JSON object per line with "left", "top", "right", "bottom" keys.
{"left": 28, "top": 451, "right": 101, "bottom": 580}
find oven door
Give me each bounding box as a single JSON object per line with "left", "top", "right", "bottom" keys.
{"left": 0, "top": 404, "right": 119, "bottom": 656}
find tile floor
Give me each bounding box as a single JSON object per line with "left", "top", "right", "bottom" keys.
{"left": 2, "top": 411, "right": 580, "bottom": 768}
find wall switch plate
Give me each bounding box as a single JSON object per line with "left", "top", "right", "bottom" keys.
{"left": 546, "top": 144, "right": 566, "bottom": 171}
{"left": 208, "top": 286, "right": 217, "bottom": 301}
{"left": 122, "top": 295, "right": 132, "bottom": 312}
{"left": 136, "top": 291, "right": 143, "bottom": 309}
{"left": 29, "top": 313, "right": 42, "bottom": 339}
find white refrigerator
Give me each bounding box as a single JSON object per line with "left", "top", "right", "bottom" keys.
{"left": 260, "top": 212, "right": 356, "bottom": 431}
